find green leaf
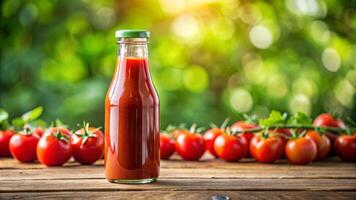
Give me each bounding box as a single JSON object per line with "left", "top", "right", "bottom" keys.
{"left": 12, "top": 117, "right": 25, "bottom": 129}
{"left": 259, "top": 110, "right": 287, "bottom": 127}
{"left": 288, "top": 112, "right": 312, "bottom": 125}
{"left": 22, "top": 106, "right": 43, "bottom": 123}
{"left": 30, "top": 119, "right": 47, "bottom": 128}
{"left": 0, "top": 109, "right": 9, "bottom": 123}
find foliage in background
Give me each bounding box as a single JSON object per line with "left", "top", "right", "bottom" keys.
{"left": 1, "top": 0, "right": 355, "bottom": 128}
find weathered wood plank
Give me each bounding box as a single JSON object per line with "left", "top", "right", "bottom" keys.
{"left": 1, "top": 191, "right": 356, "bottom": 200}
{"left": 1, "top": 166, "right": 355, "bottom": 181}
{"left": 1, "top": 178, "right": 355, "bottom": 192}
{"left": 0, "top": 157, "right": 353, "bottom": 170}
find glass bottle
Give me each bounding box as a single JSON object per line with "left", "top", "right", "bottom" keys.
{"left": 104, "top": 30, "right": 160, "bottom": 184}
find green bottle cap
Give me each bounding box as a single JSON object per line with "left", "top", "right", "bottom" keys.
{"left": 115, "top": 30, "right": 150, "bottom": 38}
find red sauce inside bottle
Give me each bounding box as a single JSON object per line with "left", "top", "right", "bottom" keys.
{"left": 104, "top": 57, "right": 160, "bottom": 181}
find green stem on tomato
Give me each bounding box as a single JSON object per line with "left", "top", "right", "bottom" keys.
{"left": 232, "top": 124, "right": 348, "bottom": 135}
{"left": 220, "top": 118, "right": 230, "bottom": 129}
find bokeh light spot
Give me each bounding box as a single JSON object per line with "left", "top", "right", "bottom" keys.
{"left": 267, "top": 74, "right": 289, "bottom": 98}
{"left": 310, "top": 21, "right": 330, "bottom": 44}
{"left": 172, "top": 14, "right": 200, "bottom": 43}
{"left": 249, "top": 25, "right": 273, "bottom": 49}
{"left": 229, "top": 88, "right": 253, "bottom": 113}
{"left": 183, "top": 65, "right": 209, "bottom": 92}
{"left": 334, "top": 80, "right": 354, "bottom": 108}
{"left": 41, "top": 57, "right": 87, "bottom": 82}
{"left": 289, "top": 94, "right": 311, "bottom": 115}
{"left": 93, "top": 7, "right": 114, "bottom": 30}
{"left": 242, "top": 53, "right": 266, "bottom": 84}
{"left": 19, "top": 4, "right": 38, "bottom": 26}
{"left": 2, "top": 0, "right": 21, "bottom": 18}
{"left": 160, "top": 0, "right": 186, "bottom": 14}
{"left": 322, "top": 48, "right": 341, "bottom": 72}
{"left": 286, "top": 0, "right": 327, "bottom": 17}
{"left": 160, "top": 68, "right": 183, "bottom": 91}
{"left": 346, "top": 69, "right": 356, "bottom": 88}
{"left": 292, "top": 78, "right": 317, "bottom": 98}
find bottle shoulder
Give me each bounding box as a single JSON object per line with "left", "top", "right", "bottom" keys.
{"left": 106, "top": 85, "right": 159, "bottom": 107}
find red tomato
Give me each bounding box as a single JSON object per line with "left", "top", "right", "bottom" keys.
{"left": 34, "top": 127, "right": 44, "bottom": 137}
{"left": 23, "top": 124, "right": 44, "bottom": 138}
{"left": 176, "top": 133, "right": 205, "bottom": 161}
{"left": 285, "top": 137, "right": 317, "bottom": 165}
{"left": 334, "top": 134, "right": 356, "bottom": 162}
{"left": 214, "top": 134, "right": 247, "bottom": 162}
{"left": 249, "top": 132, "right": 284, "bottom": 163}
{"left": 305, "top": 130, "right": 330, "bottom": 161}
{"left": 37, "top": 129, "right": 72, "bottom": 166}
{"left": 313, "top": 113, "right": 345, "bottom": 155}
{"left": 9, "top": 132, "right": 40, "bottom": 163}
{"left": 0, "top": 130, "right": 15, "bottom": 157}
{"left": 231, "top": 121, "right": 258, "bottom": 157}
{"left": 49, "top": 127, "right": 72, "bottom": 137}
{"left": 203, "top": 128, "right": 224, "bottom": 157}
{"left": 160, "top": 133, "right": 175, "bottom": 159}
{"left": 274, "top": 128, "right": 291, "bottom": 138}
{"left": 313, "top": 113, "right": 341, "bottom": 127}
{"left": 71, "top": 126, "right": 104, "bottom": 165}
{"left": 172, "top": 129, "right": 190, "bottom": 138}
{"left": 273, "top": 128, "right": 290, "bottom": 158}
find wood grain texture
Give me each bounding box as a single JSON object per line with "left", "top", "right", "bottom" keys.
{"left": 1, "top": 157, "right": 355, "bottom": 180}
{"left": 1, "top": 178, "right": 355, "bottom": 192}
{"left": 1, "top": 153, "right": 356, "bottom": 199}
{"left": 1, "top": 191, "right": 356, "bottom": 200}
{"left": 1, "top": 166, "right": 356, "bottom": 181}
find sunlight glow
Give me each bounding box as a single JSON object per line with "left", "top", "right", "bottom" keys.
{"left": 172, "top": 14, "right": 200, "bottom": 43}
{"left": 160, "top": 0, "right": 186, "bottom": 14}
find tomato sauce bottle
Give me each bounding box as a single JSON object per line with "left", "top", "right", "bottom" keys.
{"left": 104, "top": 30, "right": 160, "bottom": 184}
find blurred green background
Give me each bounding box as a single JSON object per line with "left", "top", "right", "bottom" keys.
{"left": 1, "top": 0, "right": 355, "bottom": 128}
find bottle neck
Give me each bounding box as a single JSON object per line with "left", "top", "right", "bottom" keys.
{"left": 118, "top": 38, "right": 148, "bottom": 59}
{"left": 115, "top": 38, "right": 151, "bottom": 84}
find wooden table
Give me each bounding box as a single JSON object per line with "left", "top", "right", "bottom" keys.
{"left": 1, "top": 154, "right": 355, "bottom": 200}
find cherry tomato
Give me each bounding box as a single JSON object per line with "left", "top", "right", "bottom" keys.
{"left": 249, "top": 132, "right": 284, "bottom": 163}
{"left": 176, "top": 133, "right": 205, "bottom": 161}
{"left": 160, "top": 133, "right": 175, "bottom": 159}
{"left": 305, "top": 130, "right": 330, "bottom": 161}
{"left": 23, "top": 124, "right": 44, "bottom": 138}
{"left": 231, "top": 121, "right": 258, "bottom": 157}
{"left": 172, "top": 129, "right": 190, "bottom": 138}
{"left": 285, "top": 137, "right": 317, "bottom": 165}
{"left": 9, "top": 132, "right": 40, "bottom": 163}
{"left": 334, "top": 134, "right": 356, "bottom": 162}
{"left": 274, "top": 128, "right": 291, "bottom": 138}
{"left": 0, "top": 130, "right": 15, "bottom": 157}
{"left": 50, "top": 127, "right": 72, "bottom": 137}
{"left": 71, "top": 125, "right": 104, "bottom": 165}
{"left": 34, "top": 127, "right": 44, "bottom": 137}
{"left": 37, "top": 129, "right": 72, "bottom": 166}
{"left": 273, "top": 128, "right": 290, "bottom": 158}
{"left": 203, "top": 128, "right": 224, "bottom": 157}
{"left": 214, "top": 134, "right": 247, "bottom": 162}
{"left": 313, "top": 113, "right": 345, "bottom": 155}
{"left": 313, "top": 113, "right": 343, "bottom": 127}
